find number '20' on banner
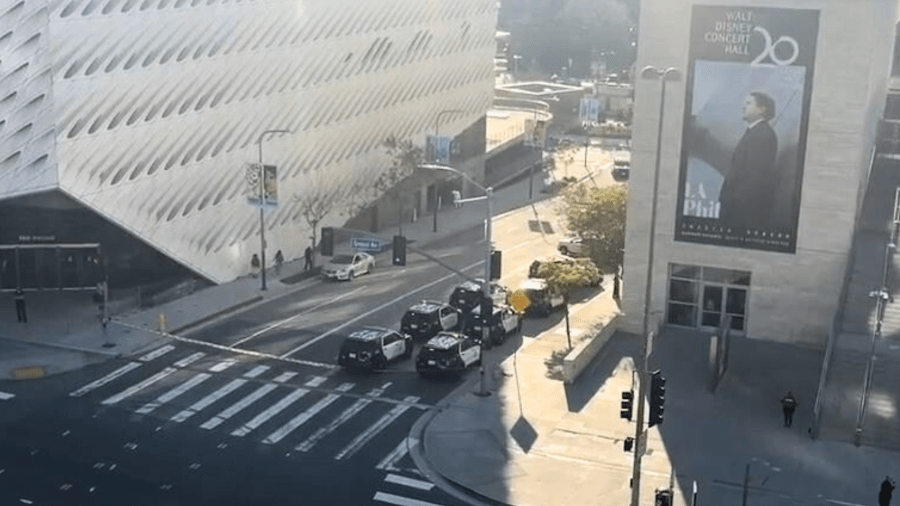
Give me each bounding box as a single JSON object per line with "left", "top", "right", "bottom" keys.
{"left": 245, "top": 163, "right": 279, "bottom": 209}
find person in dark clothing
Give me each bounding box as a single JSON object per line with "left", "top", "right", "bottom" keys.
{"left": 14, "top": 287, "right": 27, "bottom": 323}
{"left": 274, "top": 250, "right": 284, "bottom": 275}
{"left": 718, "top": 91, "right": 779, "bottom": 232}
{"left": 251, "top": 253, "right": 261, "bottom": 278}
{"left": 304, "top": 246, "right": 313, "bottom": 270}
{"left": 780, "top": 391, "right": 798, "bottom": 427}
{"left": 880, "top": 476, "right": 895, "bottom": 506}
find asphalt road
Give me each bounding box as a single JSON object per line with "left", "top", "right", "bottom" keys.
{"left": 0, "top": 193, "right": 577, "bottom": 506}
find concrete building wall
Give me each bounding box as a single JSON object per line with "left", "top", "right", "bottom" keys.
{"left": 0, "top": 0, "right": 498, "bottom": 283}
{"left": 622, "top": 0, "right": 899, "bottom": 346}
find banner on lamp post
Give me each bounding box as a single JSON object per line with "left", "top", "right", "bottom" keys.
{"left": 579, "top": 97, "right": 600, "bottom": 123}
{"left": 524, "top": 119, "right": 547, "bottom": 148}
{"left": 427, "top": 135, "right": 452, "bottom": 164}
{"left": 245, "top": 163, "right": 279, "bottom": 209}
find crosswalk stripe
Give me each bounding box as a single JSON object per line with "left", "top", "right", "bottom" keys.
{"left": 138, "top": 345, "right": 176, "bottom": 362}
{"left": 0, "top": 391, "right": 14, "bottom": 401}
{"left": 244, "top": 365, "right": 270, "bottom": 378}
{"left": 384, "top": 474, "right": 434, "bottom": 491}
{"left": 173, "top": 352, "right": 206, "bottom": 368}
{"left": 230, "top": 376, "right": 326, "bottom": 437}
{"left": 199, "top": 372, "right": 297, "bottom": 430}
{"left": 69, "top": 362, "right": 142, "bottom": 397}
{"left": 171, "top": 379, "right": 247, "bottom": 423}
{"left": 376, "top": 437, "right": 415, "bottom": 471}
{"left": 334, "top": 396, "right": 419, "bottom": 460}
{"left": 262, "top": 383, "right": 354, "bottom": 445}
{"left": 295, "top": 383, "right": 391, "bottom": 452}
{"left": 135, "top": 373, "right": 212, "bottom": 415}
{"left": 208, "top": 359, "right": 236, "bottom": 372}
{"left": 101, "top": 367, "right": 179, "bottom": 406}
{"left": 373, "top": 491, "right": 444, "bottom": 506}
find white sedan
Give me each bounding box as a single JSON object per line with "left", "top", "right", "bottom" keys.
{"left": 321, "top": 252, "right": 375, "bottom": 281}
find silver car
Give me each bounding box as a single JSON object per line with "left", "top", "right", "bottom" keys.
{"left": 321, "top": 252, "right": 375, "bottom": 281}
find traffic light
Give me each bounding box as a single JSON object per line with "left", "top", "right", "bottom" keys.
{"left": 392, "top": 235, "right": 406, "bottom": 266}
{"left": 623, "top": 437, "right": 634, "bottom": 452}
{"left": 490, "top": 250, "right": 502, "bottom": 280}
{"left": 621, "top": 390, "right": 633, "bottom": 421}
{"left": 648, "top": 370, "right": 666, "bottom": 428}
{"left": 655, "top": 489, "right": 673, "bottom": 506}
{"left": 321, "top": 227, "right": 334, "bottom": 257}
{"left": 480, "top": 294, "right": 493, "bottom": 323}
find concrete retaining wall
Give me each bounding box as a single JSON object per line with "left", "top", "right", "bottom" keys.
{"left": 563, "top": 313, "right": 621, "bottom": 384}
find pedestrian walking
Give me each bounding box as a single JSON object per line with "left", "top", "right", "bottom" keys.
{"left": 14, "top": 287, "right": 27, "bottom": 323}
{"left": 251, "top": 253, "right": 261, "bottom": 278}
{"left": 880, "top": 476, "right": 895, "bottom": 506}
{"left": 613, "top": 272, "right": 621, "bottom": 300}
{"left": 452, "top": 190, "right": 463, "bottom": 208}
{"left": 780, "top": 391, "right": 798, "bottom": 427}
{"left": 274, "top": 249, "right": 284, "bottom": 275}
{"left": 304, "top": 246, "right": 313, "bottom": 270}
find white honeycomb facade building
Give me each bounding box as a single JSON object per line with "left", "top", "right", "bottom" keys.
{"left": 0, "top": 0, "right": 497, "bottom": 283}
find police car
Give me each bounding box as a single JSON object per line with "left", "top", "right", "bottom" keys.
{"left": 517, "top": 278, "right": 566, "bottom": 317}
{"left": 337, "top": 327, "right": 413, "bottom": 371}
{"left": 400, "top": 300, "right": 460, "bottom": 340}
{"left": 415, "top": 332, "right": 482, "bottom": 377}
{"left": 463, "top": 304, "right": 522, "bottom": 346}
{"left": 448, "top": 279, "right": 510, "bottom": 312}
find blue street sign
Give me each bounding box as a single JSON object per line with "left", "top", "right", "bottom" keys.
{"left": 351, "top": 237, "right": 382, "bottom": 251}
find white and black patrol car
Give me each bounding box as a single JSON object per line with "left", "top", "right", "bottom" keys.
{"left": 463, "top": 304, "right": 522, "bottom": 346}
{"left": 337, "top": 326, "right": 413, "bottom": 371}
{"left": 415, "top": 332, "right": 482, "bottom": 377}
{"left": 448, "top": 279, "right": 510, "bottom": 312}
{"left": 518, "top": 278, "right": 566, "bottom": 317}
{"left": 400, "top": 300, "right": 460, "bottom": 340}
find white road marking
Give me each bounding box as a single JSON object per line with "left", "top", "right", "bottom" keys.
{"left": 101, "top": 367, "right": 179, "bottom": 406}
{"left": 244, "top": 365, "right": 270, "bottom": 378}
{"left": 70, "top": 362, "right": 142, "bottom": 397}
{"left": 139, "top": 345, "right": 176, "bottom": 362}
{"left": 294, "top": 383, "right": 391, "bottom": 452}
{"left": 199, "top": 372, "right": 297, "bottom": 430}
{"left": 208, "top": 359, "right": 236, "bottom": 372}
{"left": 281, "top": 260, "right": 483, "bottom": 358}
{"left": 135, "top": 373, "right": 212, "bottom": 415}
{"left": 230, "top": 376, "right": 326, "bottom": 437}
{"left": 0, "top": 391, "right": 15, "bottom": 400}
{"left": 262, "top": 383, "right": 354, "bottom": 445}
{"left": 174, "top": 352, "right": 206, "bottom": 368}
{"left": 372, "top": 491, "right": 443, "bottom": 506}
{"left": 376, "top": 437, "right": 416, "bottom": 471}
{"left": 384, "top": 473, "right": 434, "bottom": 491}
{"left": 230, "top": 287, "right": 366, "bottom": 348}
{"left": 334, "top": 396, "right": 419, "bottom": 460}
{"left": 171, "top": 366, "right": 271, "bottom": 423}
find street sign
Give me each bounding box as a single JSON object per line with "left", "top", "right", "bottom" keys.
{"left": 351, "top": 237, "right": 382, "bottom": 252}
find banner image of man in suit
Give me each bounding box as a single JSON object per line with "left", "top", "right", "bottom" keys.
{"left": 675, "top": 6, "right": 819, "bottom": 253}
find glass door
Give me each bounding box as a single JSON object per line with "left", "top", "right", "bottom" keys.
{"left": 701, "top": 285, "right": 724, "bottom": 328}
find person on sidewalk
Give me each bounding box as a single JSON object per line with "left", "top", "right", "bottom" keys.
{"left": 780, "top": 391, "right": 798, "bottom": 427}
{"left": 880, "top": 476, "right": 895, "bottom": 506}
{"left": 304, "top": 246, "right": 313, "bottom": 270}
{"left": 250, "top": 253, "right": 261, "bottom": 278}
{"left": 274, "top": 249, "right": 284, "bottom": 275}
{"left": 14, "top": 287, "right": 27, "bottom": 323}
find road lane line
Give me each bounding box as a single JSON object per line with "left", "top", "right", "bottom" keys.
{"left": 101, "top": 367, "right": 179, "bottom": 406}
{"left": 199, "top": 372, "right": 297, "bottom": 430}
{"left": 230, "top": 376, "right": 326, "bottom": 437}
{"left": 334, "top": 396, "right": 419, "bottom": 460}
{"left": 280, "top": 260, "right": 483, "bottom": 358}
{"left": 70, "top": 362, "right": 142, "bottom": 397}
{"left": 0, "top": 391, "right": 14, "bottom": 400}
{"left": 138, "top": 345, "right": 176, "bottom": 362}
{"left": 384, "top": 473, "right": 434, "bottom": 491}
{"left": 135, "top": 373, "right": 212, "bottom": 415}
{"left": 376, "top": 437, "right": 415, "bottom": 471}
{"left": 262, "top": 383, "right": 354, "bottom": 445}
{"left": 230, "top": 287, "right": 366, "bottom": 348}
{"left": 173, "top": 352, "right": 206, "bottom": 368}
{"left": 372, "top": 492, "right": 443, "bottom": 506}
{"left": 294, "top": 382, "right": 390, "bottom": 452}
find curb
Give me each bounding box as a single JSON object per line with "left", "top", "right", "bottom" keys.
{"left": 0, "top": 334, "right": 122, "bottom": 358}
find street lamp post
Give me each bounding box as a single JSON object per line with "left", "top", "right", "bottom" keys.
{"left": 256, "top": 129, "right": 291, "bottom": 291}
{"left": 741, "top": 458, "right": 781, "bottom": 506}
{"left": 433, "top": 110, "right": 465, "bottom": 233}
{"left": 420, "top": 163, "right": 493, "bottom": 396}
{"left": 630, "top": 65, "right": 680, "bottom": 506}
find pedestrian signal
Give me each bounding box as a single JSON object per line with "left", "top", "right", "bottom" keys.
{"left": 623, "top": 437, "right": 634, "bottom": 452}
{"left": 321, "top": 227, "right": 334, "bottom": 257}
{"left": 490, "top": 250, "right": 502, "bottom": 280}
{"left": 392, "top": 235, "right": 407, "bottom": 266}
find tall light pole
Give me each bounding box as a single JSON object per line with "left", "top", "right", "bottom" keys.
{"left": 631, "top": 65, "right": 680, "bottom": 506}
{"left": 420, "top": 163, "right": 493, "bottom": 396}
{"left": 256, "top": 128, "right": 291, "bottom": 291}
{"left": 433, "top": 109, "right": 465, "bottom": 232}
{"left": 741, "top": 457, "right": 780, "bottom": 506}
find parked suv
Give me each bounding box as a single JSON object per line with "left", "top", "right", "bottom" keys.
{"left": 337, "top": 327, "right": 412, "bottom": 371}
{"left": 448, "top": 279, "right": 510, "bottom": 312}
{"left": 463, "top": 304, "right": 522, "bottom": 346}
{"left": 557, "top": 236, "right": 589, "bottom": 257}
{"left": 517, "top": 279, "right": 566, "bottom": 317}
{"left": 401, "top": 300, "right": 460, "bottom": 340}
{"left": 528, "top": 256, "right": 603, "bottom": 287}
{"left": 415, "top": 332, "right": 482, "bottom": 377}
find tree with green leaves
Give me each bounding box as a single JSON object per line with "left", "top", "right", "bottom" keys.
{"left": 379, "top": 135, "right": 425, "bottom": 235}
{"left": 558, "top": 182, "right": 627, "bottom": 273}
{"left": 533, "top": 259, "right": 601, "bottom": 349}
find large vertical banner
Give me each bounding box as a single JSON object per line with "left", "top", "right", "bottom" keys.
{"left": 675, "top": 6, "right": 819, "bottom": 253}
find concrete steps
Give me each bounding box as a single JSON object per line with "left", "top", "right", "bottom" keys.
{"left": 860, "top": 354, "right": 900, "bottom": 450}
{"left": 817, "top": 342, "right": 868, "bottom": 443}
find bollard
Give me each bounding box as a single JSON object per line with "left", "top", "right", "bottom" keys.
{"left": 158, "top": 313, "right": 167, "bottom": 333}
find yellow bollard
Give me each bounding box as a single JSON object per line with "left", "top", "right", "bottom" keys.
{"left": 158, "top": 313, "right": 167, "bottom": 333}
